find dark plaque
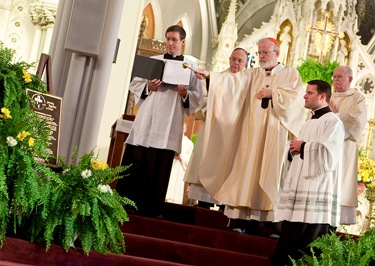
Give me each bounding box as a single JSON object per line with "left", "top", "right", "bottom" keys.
{"left": 26, "top": 89, "right": 62, "bottom": 167}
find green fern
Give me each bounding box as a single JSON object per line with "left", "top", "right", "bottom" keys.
{"left": 297, "top": 57, "right": 339, "bottom": 85}
{"left": 42, "top": 149, "right": 133, "bottom": 255}
{"left": 293, "top": 229, "right": 375, "bottom": 265}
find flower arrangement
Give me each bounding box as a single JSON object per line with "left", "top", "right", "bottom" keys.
{"left": 41, "top": 149, "right": 134, "bottom": 255}
{"left": 358, "top": 154, "right": 375, "bottom": 189}
{"left": 0, "top": 44, "right": 53, "bottom": 245}
{"left": 0, "top": 44, "right": 135, "bottom": 256}
{"left": 357, "top": 147, "right": 375, "bottom": 189}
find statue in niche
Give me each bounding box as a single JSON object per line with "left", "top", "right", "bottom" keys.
{"left": 278, "top": 26, "right": 292, "bottom": 65}
{"left": 337, "top": 39, "right": 348, "bottom": 65}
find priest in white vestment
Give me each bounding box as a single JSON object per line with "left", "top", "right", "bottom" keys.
{"left": 184, "top": 47, "right": 249, "bottom": 207}
{"left": 194, "top": 38, "right": 306, "bottom": 222}
{"left": 329, "top": 66, "right": 367, "bottom": 225}
{"left": 272, "top": 80, "right": 345, "bottom": 265}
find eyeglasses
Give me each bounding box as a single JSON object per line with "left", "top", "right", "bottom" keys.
{"left": 165, "top": 37, "right": 181, "bottom": 43}
{"left": 255, "top": 51, "right": 276, "bottom": 56}
{"left": 230, "top": 57, "right": 246, "bottom": 63}
{"left": 332, "top": 75, "right": 345, "bottom": 79}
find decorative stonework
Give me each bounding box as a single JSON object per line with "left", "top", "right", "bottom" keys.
{"left": 30, "top": 2, "right": 57, "bottom": 27}
{"left": 358, "top": 77, "right": 375, "bottom": 95}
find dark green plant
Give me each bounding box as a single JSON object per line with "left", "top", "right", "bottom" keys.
{"left": 292, "top": 229, "right": 375, "bottom": 266}
{"left": 297, "top": 57, "right": 339, "bottom": 85}
{"left": 0, "top": 44, "right": 53, "bottom": 245}
{"left": 41, "top": 149, "right": 135, "bottom": 255}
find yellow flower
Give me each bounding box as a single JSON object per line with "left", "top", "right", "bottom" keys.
{"left": 92, "top": 160, "right": 108, "bottom": 170}
{"left": 0, "top": 107, "right": 12, "bottom": 119}
{"left": 17, "top": 131, "right": 30, "bottom": 141}
{"left": 22, "top": 69, "right": 32, "bottom": 83}
{"left": 28, "top": 137, "right": 34, "bottom": 147}
{"left": 358, "top": 154, "right": 375, "bottom": 187}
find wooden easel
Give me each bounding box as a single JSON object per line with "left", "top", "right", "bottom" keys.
{"left": 36, "top": 53, "right": 53, "bottom": 94}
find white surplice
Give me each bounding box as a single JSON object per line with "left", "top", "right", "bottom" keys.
{"left": 277, "top": 112, "right": 345, "bottom": 227}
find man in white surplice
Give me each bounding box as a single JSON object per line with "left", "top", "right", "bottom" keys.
{"left": 329, "top": 66, "right": 367, "bottom": 226}
{"left": 116, "top": 25, "right": 203, "bottom": 218}
{"left": 272, "top": 80, "right": 345, "bottom": 265}
{"left": 193, "top": 38, "right": 306, "bottom": 222}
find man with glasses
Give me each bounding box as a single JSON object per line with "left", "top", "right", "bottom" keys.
{"left": 329, "top": 66, "right": 367, "bottom": 229}
{"left": 193, "top": 38, "right": 305, "bottom": 231}
{"left": 116, "top": 25, "right": 203, "bottom": 218}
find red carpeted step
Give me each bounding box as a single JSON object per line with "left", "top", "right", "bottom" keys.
{"left": 123, "top": 232, "right": 273, "bottom": 266}
{"left": 122, "top": 214, "right": 277, "bottom": 257}
{"left": 0, "top": 237, "right": 189, "bottom": 266}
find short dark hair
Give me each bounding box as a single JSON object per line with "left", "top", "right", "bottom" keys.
{"left": 307, "top": 79, "right": 332, "bottom": 102}
{"left": 165, "top": 25, "right": 186, "bottom": 40}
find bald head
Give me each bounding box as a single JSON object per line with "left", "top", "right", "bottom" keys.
{"left": 332, "top": 66, "right": 353, "bottom": 92}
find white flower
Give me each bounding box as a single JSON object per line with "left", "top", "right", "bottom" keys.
{"left": 62, "top": 168, "right": 70, "bottom": 174}
{"left": 81, "top": 169, "right": 92, "bottom": 178}
{"left": 98, "top": 184, "right": 107, "bottom": 193}
{"left": 6, "top": 136, "right": 17, "bottom": 147}
{"left": 97, "top": 184, "right": 113, "bottom": 195}
{"left": 106, "top": 185, "right": 113, "bottom": 195}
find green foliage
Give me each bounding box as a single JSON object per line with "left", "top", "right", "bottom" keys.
{"left": 297, "top": 58, "right": 339, "bottom": 85}
{"left": 0, "top": 45, "right": 47, "bottom": 109}
{"left": 0, "top": 44, "right": 134, "bottom": 256}
{"left": 0, "top": 44, "right": 53, "bottom": 246}
{"left": 42, "top": 149, "right": 135, "bottom": 255}
{"left": 292, "top": 229, "right": 375, "bottom": 266}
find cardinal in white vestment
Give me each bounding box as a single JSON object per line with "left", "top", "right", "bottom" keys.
{"left": 194, "top": 38, "right": 306, "bottom": 222}
{"left": 329, "top": 66, "right": 367, "bottom": 225}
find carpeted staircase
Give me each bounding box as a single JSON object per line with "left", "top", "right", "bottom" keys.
{"left": 0, "top": 203, "right": 277, "bottom": 265}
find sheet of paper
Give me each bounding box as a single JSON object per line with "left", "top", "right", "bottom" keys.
{"left": 162, "top": 60, "right": 191, "bottom": 85}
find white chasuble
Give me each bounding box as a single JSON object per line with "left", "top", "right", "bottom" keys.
{"left": 331, "top": 89, "right": 367, "bottom": 224}
{"left": 198, "top": 64, "right": 306, "bottom": 221}
{"left": 277, "top": 112, "right": 344, "bottom": 226}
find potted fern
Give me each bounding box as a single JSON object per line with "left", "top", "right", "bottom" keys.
{"left": 0, "top": 44, "right": 135, "bottom": 256}
{"left": 41, "top": 149, "right": 135, "bottom": 255}
{"left": 292, "top": 229, "right": 375, "bottom": 265}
